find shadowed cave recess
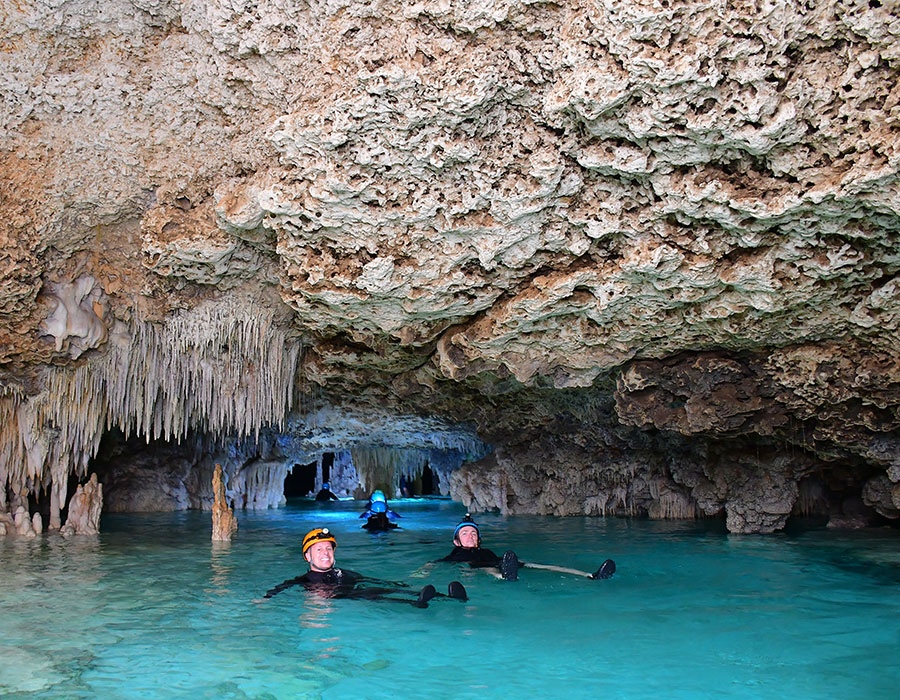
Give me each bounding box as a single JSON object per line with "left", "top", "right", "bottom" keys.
{"left": 3, "top": 0, "right": 900, "bottom": 538}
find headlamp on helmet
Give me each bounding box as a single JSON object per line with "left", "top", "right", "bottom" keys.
{"left": 453, "top": 514, "right": 481, "bottom": 543}
{"left": 302, "top": 527, "right": 337, "bottom": 555}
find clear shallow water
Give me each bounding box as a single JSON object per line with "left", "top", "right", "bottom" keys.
{"left": 1, "top": 500, "right": 899, "bottom": 700}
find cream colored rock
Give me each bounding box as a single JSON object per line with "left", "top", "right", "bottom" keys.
{"left": 60, "top": 474, "right": 103, "bottom": 536}
{"left": 14, "top": 506, "right": 36, "bottom": 538}
{"left": 2, "top": 1, "right": 900, "bottom": 534}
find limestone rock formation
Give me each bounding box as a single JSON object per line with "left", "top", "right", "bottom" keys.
{"left": 59, "top": 474, "right": 103, "bottom": 536}
{"left": 2, "top": 1, "right": 900, "bottom": 533}
{"left": 211, "top": 463, "right": 238, "bottom": 542}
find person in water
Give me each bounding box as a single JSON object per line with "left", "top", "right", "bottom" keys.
{"left": 261, "top": 528, "right": 467, "bottom": 608}
{"left": 437, "top": 514, "right": 616, "bottom": 582}
{"left": 362, "top": 500, "right": 399, "bottom": 531}
{"left": 359, "top": 489, "right": 401, "bottom": 520}
{"left": 314, "top": 482, "right": 339, "bottom": 501}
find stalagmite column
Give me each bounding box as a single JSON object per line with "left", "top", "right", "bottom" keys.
{"left": 14, "top": 506, "right": 37, "bottom": 538}
{"left": 60, "top": 473, "right": 103, "bottom": 536}
{"left": 212, "top": 463, "right": 238, "bottom": 542}
{"left": 49, "top": 487, "right": 61, "bottom": 531}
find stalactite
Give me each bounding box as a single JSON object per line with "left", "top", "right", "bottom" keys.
{"left": 648, "top": 491, "right": 697, "bottom": 520}
{"left": 0, "top": 297, "right": 301, "bottom": 533}
{"left": 349, "top": 440, "right": 489, "bottom": 497}
{"left": 325, "top": 451, "right": 359, "bottom": 497}
{"left": 795, "top": 477, "right": 828, "bottom": 516}
{"left": 231, "top": 460, "right": 290, "bottom": 509}
{"left": 351, "top": 447, "right": 430, "bottom": 497}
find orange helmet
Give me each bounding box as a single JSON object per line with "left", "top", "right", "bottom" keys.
{"left": 302, "top": 528, "right": 337, "bottom": 555}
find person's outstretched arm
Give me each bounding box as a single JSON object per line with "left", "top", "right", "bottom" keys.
{"left": 262, "top": 576, "right": 305, "bottom": 599}
{"left": 354, "top": 574, "right": 412, "bottom": 588}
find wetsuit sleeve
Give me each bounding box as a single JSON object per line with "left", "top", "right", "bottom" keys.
{"left": 262, "top": 575, "right": 306, "bottom": 599}
{"left": 349, "top": 571, "right": 411, "bottom": 588}
{"left": 436, "top": 547, "right": 502, "bottom": 566}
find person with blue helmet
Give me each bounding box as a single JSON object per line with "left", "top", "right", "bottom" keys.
{"left": 259, "top": 527, "right": 467, "bottom": 608}
{"left": 359, "top": 489, "right": 402, "bottom": 521}
{"left": 314, "top": 482, "right": 339, "bottom": 501}
{"left": 362, "top": 500, "right": 398, "bottom": 531}
{"left": 437, "top": 514, "right": 616, "bottom": 582}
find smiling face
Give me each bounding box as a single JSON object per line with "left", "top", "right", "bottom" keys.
{"left": 454, "top": 525, "right": 480, "bottom": 549}
{"left": 304, "top": 541, "right": 336, "bottom": 572}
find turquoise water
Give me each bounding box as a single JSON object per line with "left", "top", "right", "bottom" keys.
{"left": 1, "top": 499, "right": 899, "bottom": 699}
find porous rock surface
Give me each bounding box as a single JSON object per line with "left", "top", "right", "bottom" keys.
{"left": 2, "top": 0, "right": 900, "bottom": 533}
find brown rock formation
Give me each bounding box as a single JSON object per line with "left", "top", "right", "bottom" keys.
{"left": 211, "top": 463, "right": 238, "bottom": 542}
{"left": 2, "top": 1, "right": 900, "bottom": 533}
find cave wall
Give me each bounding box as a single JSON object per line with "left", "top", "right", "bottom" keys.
{"left": 2, "top": 1, "right": 900, "bottom": 533}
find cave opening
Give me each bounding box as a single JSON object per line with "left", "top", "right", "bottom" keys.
{"left": 283, "top": 461, "right": 317, "bottom": 498}
{"left": 321, "top": 451, "right": 334, "bottom": 482}
{"left": 27, "top": 478, "right": 78, "bottom": 532}
{"left": 421, "top": 463, "right": 435, "bottom": 495}
{"left": 401, "top": 464, "right": 436, "bottom": 497}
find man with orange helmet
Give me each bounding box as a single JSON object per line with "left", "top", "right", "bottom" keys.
{"left": 262, "top": 527, "right": 467, "bottom": 608}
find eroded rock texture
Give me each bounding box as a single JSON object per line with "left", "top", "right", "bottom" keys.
{"left": 2, "top": 1, "right": 900, "bottom": 533}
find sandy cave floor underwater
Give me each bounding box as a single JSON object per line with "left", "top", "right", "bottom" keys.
{"left": 2, "top": 498, "right": 900, "bottom": 699}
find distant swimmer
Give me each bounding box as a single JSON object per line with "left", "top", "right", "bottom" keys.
{"left": 436, "top": 514, "right": 616, "bottom": 582}
{"left": 260, "top": 528, "right": 467, "bottom": 608}
{"left": 314, "top": 483, "right": 339, "bottom": 501}
{"left": 362, "top": 501, "right": 399, "bottom": 531}
{"left": 359, "top": 490, "right": 402, "bottom": 520}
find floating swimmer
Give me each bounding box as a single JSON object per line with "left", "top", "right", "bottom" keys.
{"left": 260, "top": 528, "right": 467, "bottom": 608}
{"left": 436, "top": 514, "right": 616, "bottom": 582}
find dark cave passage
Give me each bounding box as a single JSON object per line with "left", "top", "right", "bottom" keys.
{"left": 283, "top": 461, "right": 317, "bottom": 498}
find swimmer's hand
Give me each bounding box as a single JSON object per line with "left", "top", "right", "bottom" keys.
{"left": 252, "top": 597, "right": 268, "bottom": 604}
{"left": 409, "top": 563, "right": 434, "bottom": 578}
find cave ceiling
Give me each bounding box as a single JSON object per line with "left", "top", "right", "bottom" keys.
{"left": 2, "top": 0, "right": 900, "bottom": 531}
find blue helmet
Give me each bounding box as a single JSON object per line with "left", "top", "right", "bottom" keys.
{"left": 371, "top": 500, "right": 387, "bottom": 514}
{"left": 453, "top": 514, "right": 481, "bottom": 543}
{"left": 370, "top": 490, "right": 387, "bottom": 503}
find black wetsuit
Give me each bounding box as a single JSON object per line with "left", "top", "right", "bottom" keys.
{"left": 314, "top": 488, "right": 339, "bottom": 501}
{"left": 362, "top": 513, "right": 398, "bottom": 531}
{"left": 263, "top": 568, "right": 417, "bottom": 603}
{"left": 437, "top": 546, "right": 504, "bottom": 568}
